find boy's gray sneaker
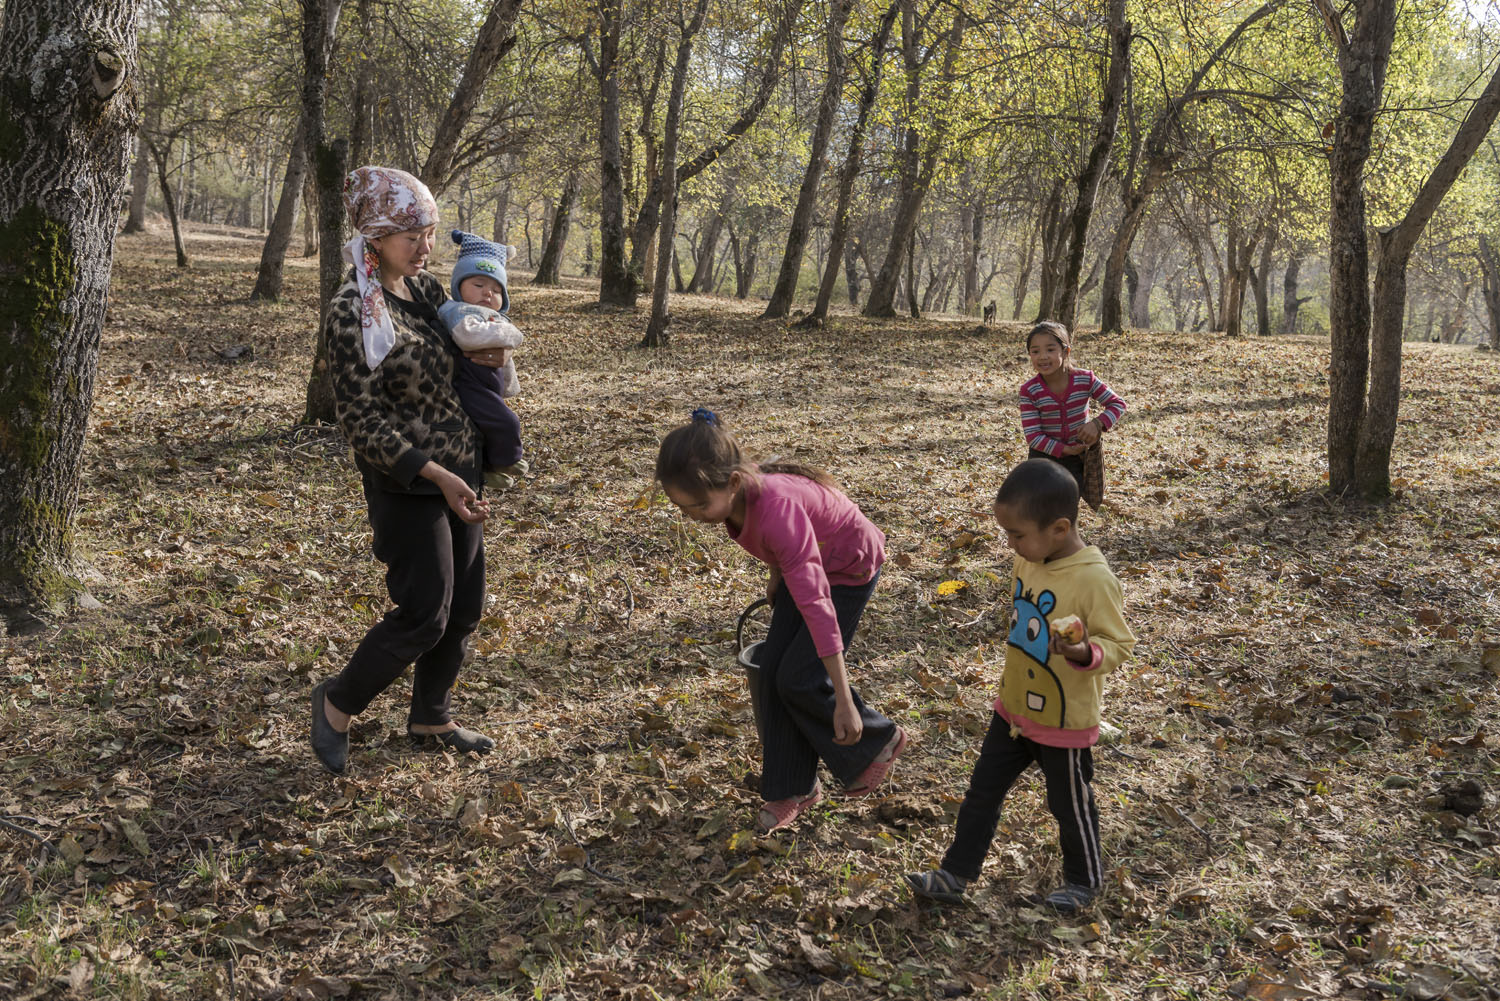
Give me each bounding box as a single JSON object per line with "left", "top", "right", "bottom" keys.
{"left": 1043, "top": 882, "right": 1097, "bottom": 915}
{"left": 905, "top": 869, "right": 968, "bottom": 904}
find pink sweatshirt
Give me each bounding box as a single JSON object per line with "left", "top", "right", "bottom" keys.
{"left": 726, "top": 474, "right": 885, "bottom": 658}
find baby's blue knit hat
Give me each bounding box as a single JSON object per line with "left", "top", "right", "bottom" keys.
{"left": 449, "top": 229, "right": 516, "bottom": 312}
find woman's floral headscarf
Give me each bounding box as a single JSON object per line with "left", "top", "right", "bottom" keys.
{"left": 341, "top": 166, "right": 439, "bottom": 369}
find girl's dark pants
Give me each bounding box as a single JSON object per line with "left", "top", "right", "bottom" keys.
{"left": 456, "top": 357, "right": 522, "bottom": 468}
{"left": 1028, "top": 447, "right": 1085, "bottom": 497}
{"left": 941, "top": 712, "right": 1103, "bottom": 889}
{"left": 325, "top": 478, "right": 486, "bottom": 727}
{"left": 756, "top": 572, "right": 897, "bottom": 800}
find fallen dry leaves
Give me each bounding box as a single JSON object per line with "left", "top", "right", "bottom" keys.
{"left": 0, "top": 226, "right": 1497, "bottom": 1000}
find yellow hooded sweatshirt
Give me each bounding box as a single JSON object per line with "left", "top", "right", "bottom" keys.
{"left": 994, "top": 546, "right": 1136, "bottom": 747}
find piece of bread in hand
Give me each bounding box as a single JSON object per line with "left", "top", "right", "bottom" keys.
{"left": 1052, "top": 614, "right": 1085, "bottom": 644}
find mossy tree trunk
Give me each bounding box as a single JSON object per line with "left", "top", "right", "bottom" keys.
{"left": 0, "top": 0, "right": 143, "bottom": 628}
{"left": 1316, "top": 0, "right": 1394, "bottom": 495}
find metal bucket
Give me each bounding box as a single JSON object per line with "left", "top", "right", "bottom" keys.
{"left": 735, "top": 598, "right": 772, "bottom": 741}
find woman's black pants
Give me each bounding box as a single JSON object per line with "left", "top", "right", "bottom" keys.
{"left": 325, "top": 480, "right": 485, "bottom": 727}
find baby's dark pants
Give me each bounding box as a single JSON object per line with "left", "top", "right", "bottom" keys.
{"left": 456, "top": 357, "right": 522, "bottom": 469}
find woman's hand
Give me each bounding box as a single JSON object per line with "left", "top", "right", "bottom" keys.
{"left": 1075, "top": 419, "right": 1102, "bottom": 446}
{"left": 1060, "top": 442, "right": 1088, "bottom": 456}
{"left": 420, "top": 461, "right": 490, "bottom": 523}
{"left": 465, "top": 347, "right": 512, "bottom": 369}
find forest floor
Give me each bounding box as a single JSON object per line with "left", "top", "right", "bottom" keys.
{"left": 2, "top": 225, "right": 1499, "bottom": 1001}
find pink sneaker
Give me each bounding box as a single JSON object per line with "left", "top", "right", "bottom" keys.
{"left": 757, "top": 781, "right": 824, "bottom": 834}
{"left": 845, "top": 726, "right": 908, "bottom": 797}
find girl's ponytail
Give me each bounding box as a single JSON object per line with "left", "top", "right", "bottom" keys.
{"left": 757, "top": 459, "right": 839, "bottom": 491}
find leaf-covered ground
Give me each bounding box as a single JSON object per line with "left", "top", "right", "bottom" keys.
{"left": 3, "top": 227, "right": 1499, "bottom": 1001}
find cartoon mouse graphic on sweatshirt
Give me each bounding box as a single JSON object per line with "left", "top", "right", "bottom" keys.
{"left": 1006, "top": 580, "right": 1068, "bottom": 727}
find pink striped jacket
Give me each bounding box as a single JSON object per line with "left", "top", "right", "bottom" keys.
{"left": 1018, "top": 369, "right": 1126, "bottom": 457}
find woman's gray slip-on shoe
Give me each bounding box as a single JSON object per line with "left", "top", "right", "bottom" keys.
{"left": 310, "top": 680, "right": 349, "bottom": 774}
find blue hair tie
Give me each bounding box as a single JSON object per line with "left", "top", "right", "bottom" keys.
{"left": 691, "top": 407, "right": 718, "bottom": 425}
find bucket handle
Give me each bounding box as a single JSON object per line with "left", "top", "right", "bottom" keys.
{"left": 735, "top": 597, "right": 771, "bottom": 654}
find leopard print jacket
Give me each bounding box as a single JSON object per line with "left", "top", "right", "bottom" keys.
{"left": 325, "top": 269, "right": 481, "bottom": 493}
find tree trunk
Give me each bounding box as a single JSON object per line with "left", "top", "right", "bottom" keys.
{"left": 492, "top": 178, "right": 511, "bottom": 242}
{"left": 1251, "top": 223, "right": 1276, "bottom": 335}
{"left": 642, "top": 0, "right": 710, "bottom": 348}
{"left": 1011, "top": 214, "right": 1038, "bottom": 320}
{"left": 180, "top": 138, "right": 196, "bottom": 220}
{"left": 592, "top": 1, "right": 635, "bottom": 307}
{"left": 303, "top": 136, "right": 348, "bottom": 426}
{"left": 808, "top": 0, "right": 899, "bottom": 324}
{"left": 863, "top": 7, "right": 965, "bottom": 318}
{"left": 960, "top": 199, "right": 983, "bottom": 312}
{"left": 300, "top": 168, "right": 319, "bottom": 256}
{"left": 419, "top": 0, "right": 522, "bottom": 193}
{"left": 905, "top": 232, "right": 919, "bottom": 318}
{"left": 533, "top": 172, "right": 579, "bottom": 285}
{"left": 763, "top": 0, "right": 853, "bottom": 319}
{"left": 843, "top": 238, "right": 861, "bottom": 305}
{"left": 144, "top": 137, "right": 189, "bottom": 267}
{"left": 1354, "top": 52, "right": 1500, "bottom": 497}
{"left": 1318, "top": 0, "right": 1395, "bottom": 494}
{"left": 1129, "top": 253, "right": 1157, "bottom": 328}
{"left": 0, "top": 0, "right": 142, "bottom": 625}
{"left": 1097, "top": 0, "right": 1282, "bottom": 333}
{"left": 1478, "top": 236, "right": 1500, "bottom": 350}
{"left": 1183, "top": 224, "right": 1217, "bottom": 330}
{"left": 687, "top": 188, "right": 730, "bottom": 292}
{"left": 1281, "top": 253, "right": 1307, "bottom": 332}
{"left": 347, "top": 0, "right": 373, "bottom": 169}
{"left": 253, "top": 131, "right": 308, "bottom": 300}
{"left": 1223, "top": 218, "right": 1262, "bottom": 339}
{"left": 122, "top": 136, "right": 150, "bottom": 234}
{"left": 729, "top": 227, "right": 759, "bottom": 299}
{"left": 1099, "top": 194, "right": 1148, "bottom": 333}
{"left": 1035, "top": 180, "right": 1067, "bottom": 320}
{"left": 250, "top": 0, "right": 342, "bottom": 302}
{"left": 630, "top": 1, "right": 802, "bottom": 287}
{"left": 1053, "top": 0, "right": 1130, "bottom": 331}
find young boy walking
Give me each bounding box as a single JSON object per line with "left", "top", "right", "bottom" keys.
{"left": 907, "top": 459, "right": 1136, "bottom": 913}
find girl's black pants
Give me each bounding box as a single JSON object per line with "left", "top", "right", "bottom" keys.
{"left": 1028, "top": 447, "right": 1086, "bottom": 496}
{"left": 755, "top": 572, "right": 898, "bottom": 800}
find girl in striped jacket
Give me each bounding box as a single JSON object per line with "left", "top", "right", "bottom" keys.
{"left": 1018, "top": 321, "right": 1125, "bottom": 495}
